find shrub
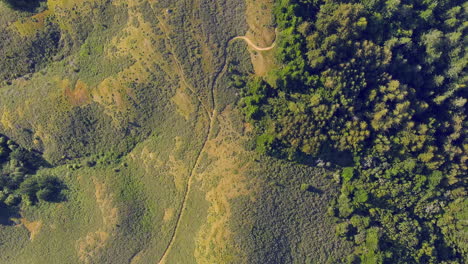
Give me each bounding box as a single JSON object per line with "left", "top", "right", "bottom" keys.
{"left": 4, "top": 194, "right": 20, "bottom": 206}
{"left": 350, "top": 215, "right": 370, "bottom": 231}
{"left": 336, "top": 222, "right": 351, "bottom": 238}
{"left": 353, "top": 189, "right": 369, "bottom": 204}
{"left": 37, "top": 188, "right": 54, "bottom": 201}
{"left": 19, "top": 177, "right": 39, "bottom": 201}
{"left": 342, "top": 167, "right": 355, "bottom": 182}
{"left": 300, "top": 183, "right": 312, "bottom": 192}
{"left": 256, "top": 133, "right": 275, "bottom": 155}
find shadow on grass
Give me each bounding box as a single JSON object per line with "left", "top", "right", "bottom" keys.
{"left": 1, "top": 0, "right": 45, "bottom": 12}
{"left": 0, "top": 206, "right": 20, "bottom": 225}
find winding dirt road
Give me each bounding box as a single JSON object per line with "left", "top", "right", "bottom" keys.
{"left": 155, "top": 25, "right": 277, "bottom": 264}
{"left": 232, "top": 29, "right": 277, "bottom": 51}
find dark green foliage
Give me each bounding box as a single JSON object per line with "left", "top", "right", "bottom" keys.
{"left": 0, "top": 134, "right": 65, "bottom": 218}
{"left": 239, "top": 0, "right": 467, "bottom": 263}
{"left": 19, "top": 175, "right": 63, "bottom": 203}
{"left": 240, "top": 77, "right": 270, "bottom": 120}
{"left": 0, "top": 20, "right": 60, "bottom": 82}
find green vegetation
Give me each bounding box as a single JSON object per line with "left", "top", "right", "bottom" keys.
{"left": 0, "top": 0, "right": 464, "bottom": 262}
{"left": 0, "top": 135, "right": 64, "bottom": 219}
{"left": 240, "top": 0, "right": 467, "bottom": 263}
{"left": 0, "top": 19, "right": 59, "bottom": 83}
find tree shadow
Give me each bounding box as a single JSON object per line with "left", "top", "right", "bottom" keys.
{"left": 0, "top": 205, "right": 20, "bottom": 226}
{"left": 2, "top": 0, "right": 45, "bottom": 12}
{"left": 301, "top": 184, "right": 324, "bottom": 194}
{"left": 288, "top": 146, "right": 354, "bottom": 168}
{"left": 305, "top": 185, "right": 324, "bottom": 194}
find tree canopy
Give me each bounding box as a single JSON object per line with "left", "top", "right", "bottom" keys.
{"left": 239, "top": 0, "right": 467, "bottom": 263}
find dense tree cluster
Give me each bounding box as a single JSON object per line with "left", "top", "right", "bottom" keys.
{"left": 0, "top": 135, "right": 64, "bottom": 211}
{"left": 239, "top": 0, "right": 467, "bottom": 263}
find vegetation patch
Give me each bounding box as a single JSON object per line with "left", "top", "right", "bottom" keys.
{"left": 239, "top": 0, "right": 467, "bottom": 263}
{"left": 19, "top": 218, "right": 42, "bottom": 241}
{"left": 0, "top": 134, "right": 65, "bottom": 222}
{"left": 194, "top": 108, "right": 252, "bottom": 264}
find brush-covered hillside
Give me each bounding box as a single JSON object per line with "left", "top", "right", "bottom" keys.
{"left": 0, "top": 0, "right": 466, "bottom": 264}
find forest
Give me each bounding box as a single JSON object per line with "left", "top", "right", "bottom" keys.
{"left": 239, "top": 0, "right": 467, "bottom": 263}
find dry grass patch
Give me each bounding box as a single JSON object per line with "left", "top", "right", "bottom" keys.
{"left": 20, "top": 218, "right": 43, "bottom": 241}
{"left": 77, "top": 231, "right": 110, "bottom": 264}
{"left": 172, "top": 88, "right": 195, "bottom": 120}
{"left": 91, "top": 1, "right": 178, "bottom": 119}
{"left": 245, "top": 0, "right": 275, "bottom": 46}
{"left": 243, "top": 0, "right": 277, "bottom": 76}
{"left": 163, "top": 208, "right": 175, "bottom": 222}
{"left": 11, "top": 10, "right": 52, "bottom": 37}
{"left": 168, "top": 154, "right": 190, "bottom": 192}
{"left": 0, "top": 107, "right": 15, "bottom": 130}
{"left": 194, "top": 107, "right": 253, "bottom": 263}
{"left": 63, "top": 80, "right": 91, "bottom": 106}
{"left": 47, "top": 0, "right": 103, "bottom": 32}
{"left": 76, "top": 177, "right": 118, "bottom": 263}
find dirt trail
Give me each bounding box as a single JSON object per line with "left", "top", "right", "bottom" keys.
{"left": 155, "top": 15, "right": 216, "bottom": 264}
{"left": 232, "top": 29, "right": 277, "bottom": 51}
{"left": 155, "top": 19, "right": 277, "bottom": 264}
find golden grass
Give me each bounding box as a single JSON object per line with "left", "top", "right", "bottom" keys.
{"left": 20, "top": 218, "right": 43, "bottom": 241}
{"left": 47, "top": 0, "right": 102, "bottom": 32}
{"left": 194, "top": 107, "right": 253, "bottom": 263}
{"left": 172, "top": 88, "right": 195, "bottom": 120}
{"left": 163, "top": 208, "right": 175, "bottom": 222}
{"left": 63, "top": 80, "right": 91, "bottom": 107}
{"left": 76, "top": 177, "right": 118, "bottom": 263}
{"left": 0, "top": 107, "right": 15, "bottom": 130}
{"left": 77, "top": 231, "right": 110, "bottom": 264}
{"left": 11, "top": 10, "right": 52, "bottom": 37}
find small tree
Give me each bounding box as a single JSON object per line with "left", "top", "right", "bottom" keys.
{"left": 342, "top": 167, "right": 355, "bottom": 182}
{"left": 4, "top": 194, "right": 20, "bottom": 206}
{"left": 19, "top": 177, "right": 39, "bottom": 202}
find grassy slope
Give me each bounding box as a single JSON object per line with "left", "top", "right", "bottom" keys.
{"left": 0, "top": 0, "right": 350, "bottom": 263}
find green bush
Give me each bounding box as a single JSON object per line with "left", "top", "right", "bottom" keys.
{"left": 256, "top": 133, "right": 275, "bottom": 155}
{"left": 350, "top": 215, "right": 370, "bottom": 231}
{"left": 4, "top": 194, "right": 20, "bottom": 206}
{"left": 300, "top": 183, "right": 312, "bottom": 192}
{"left": 342, "top": 167, "right": 355, "bottom": 183}
{"left": 335, "top": 222, "right": 351, "bottom": 238}
{"left": 37, "top": 188, "right": 54, "bottom": 201}
{"left": 353, "top": 189, "right": 368, "bottom": 204}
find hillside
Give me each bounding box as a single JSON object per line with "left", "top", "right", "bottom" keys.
{"left": 0, "top": 0, "right": 466, "bottom": 264}
{"left": 0, "top": 0, "right": 350, "bottom": 263}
